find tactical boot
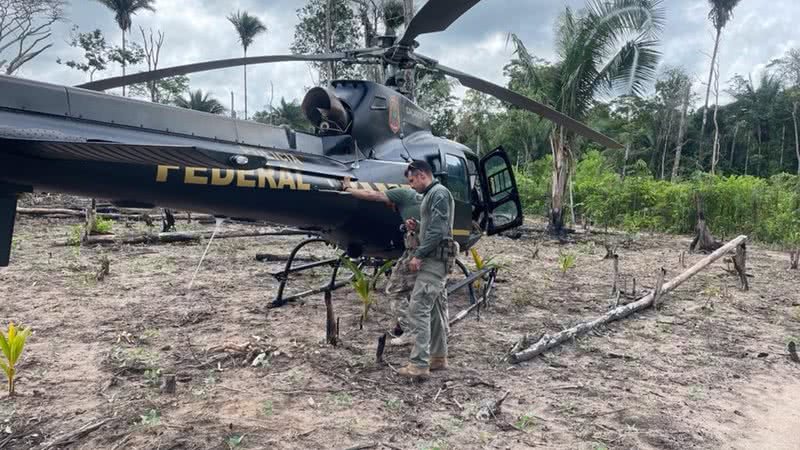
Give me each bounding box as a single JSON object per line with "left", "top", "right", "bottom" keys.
{"left": 430, "top": 356, "right": 448, "bottom": 371}
{"left": 397, "top": 364, "right": 429, "bottom": 379}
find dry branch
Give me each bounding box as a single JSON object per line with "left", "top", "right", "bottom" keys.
{"left": 509, "top": 235, "right": 748, "bottom": 364}
{"left": 790, "top": 250, "right": 799, "bottom": 270}
{"left": 40, "top": 418, "right": 114, "bottom": 450}
{"left": 56, "top": 228, "right": 309, "bottom": 246}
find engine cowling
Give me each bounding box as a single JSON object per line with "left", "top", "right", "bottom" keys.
{"left": 301, "top": 87, "right": 351, "bottom": 134}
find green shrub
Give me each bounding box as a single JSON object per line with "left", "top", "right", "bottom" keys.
{"left": 515, "top": 152, "right": 800, "bottom": 244}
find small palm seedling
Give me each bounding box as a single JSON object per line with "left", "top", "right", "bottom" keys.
{"left": 470, "top": 248, "right": 504, "bottom": 290}
{"left": 0, "top": 322, "right": 31, "bottom": 396}
{"left": 340, "top": 257, "right": 394, "bottom": 322}
{"left": 558, "top": 252, "right": 576, "bottom": 273}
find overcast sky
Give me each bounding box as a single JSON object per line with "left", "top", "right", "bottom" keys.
{"left": 15, "top": 0, "right": 800, "bottom": 116}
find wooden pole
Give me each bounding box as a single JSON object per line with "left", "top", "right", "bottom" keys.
{"left": 509, "top": 235, "right": 748, "bottom": 363}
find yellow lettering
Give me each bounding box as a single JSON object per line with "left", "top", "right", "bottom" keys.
{"left": 277, "top": 170, "right": 296, "bottom": 190}
{"left": 185, "top": 167, "right": 208, "bottom": 185}
{"left": 156, "top": 165, "right": 179, "bottom": 182}
{"left": 296, "top": 173, "right": 311, "bottom": 190}
{"left": 257, "top": 168, "right": 278, "bottom": 189}
{"left": 211, "top": 168, "right": 234, "bottom": 186}
{"left": 236, "top": 170, "right": 256, "bottom": 188}
{"left": 358, "top": 182, "right": 374, "bottom": 191}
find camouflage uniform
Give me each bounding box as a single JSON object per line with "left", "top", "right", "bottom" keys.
{"left": 407, "top": 180, "right": 456, "bottom": 368}
{"left": 385, "top": 225, "right": 419, "bottom": 332}
{"left": 384, "top": 188, "right": 422, "bottom": 334}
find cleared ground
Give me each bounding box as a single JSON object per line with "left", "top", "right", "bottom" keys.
{"left": 1, "top": 195, "right": 798, "bottom": 450}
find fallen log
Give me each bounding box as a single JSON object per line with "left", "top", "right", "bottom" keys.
{"left": 509, "top": 235, "right": 748, "bottom": 364}
{"left": 56, "top": 228, "right": 311, "bottom": 246}
{"left": 17, "top": 207, "right": 214, "bottom": 222}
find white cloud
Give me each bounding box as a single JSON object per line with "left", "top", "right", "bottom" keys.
{"left": 12, "top": 0, "right": 800, "bottom": 115}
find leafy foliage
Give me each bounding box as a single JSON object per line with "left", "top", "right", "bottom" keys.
{"left": 339, "top": 257, "right": 394, "bottom": 321}
{"left": 291, "top": 0, "right": 362, "bottom": 83}
{"left": 0, "top": 322, "right": 32, "bottom": 395}
{"left": 174, "top": 89, "right": 226, "bottom": 114}
{"left": 517, "top": 150, "right": 800, "bottom": 244}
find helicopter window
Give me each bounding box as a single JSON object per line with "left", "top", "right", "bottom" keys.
{"left": 445, "top": 154, "right": 469, "bottom": 202}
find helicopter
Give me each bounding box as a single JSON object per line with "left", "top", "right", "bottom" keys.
{"left": 0, "top": 0, "right": 621, "bottom": 271}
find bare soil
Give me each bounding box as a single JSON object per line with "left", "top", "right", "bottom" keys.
{"left": 1, "top": 196, "right": 798, "bottom": 450}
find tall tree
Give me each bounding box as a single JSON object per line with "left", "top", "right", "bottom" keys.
{"left": 291, "top": 0, "right": 361, "bottom": 84}
{"left": 770, "top": 48, "right": 800, "bottom": 174}
{"left": 94, "top": 0, "right": 156, "bottom": 96}
{"left": 0, "top": 0, "right": 67, "bottom": 74}
{"left": 174, "top": 89, "right": 226, "bottom": 114}
{"left": 698, "top": 0, "right": 742, "bottom": 169}
{"left": 227, "top": 10, "right": 267, "bottom": 120}
{"left": 510, "top": 0, "right": 665, "bottom": 234}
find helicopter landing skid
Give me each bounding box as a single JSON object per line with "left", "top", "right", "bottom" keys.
{"left": 268, "top": 237, "right": 349, "bottom": 308}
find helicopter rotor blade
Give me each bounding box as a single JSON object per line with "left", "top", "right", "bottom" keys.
{"left": 422, "top": 58, "right": 622, "bottom": 149}
{"left": 77, "top": 53, "right": 349, "bottom": 91}
{"left": 397, "top": 0, "right": 482, "bottom": 48}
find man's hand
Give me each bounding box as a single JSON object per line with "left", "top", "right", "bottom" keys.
{"left": 405, "top": 218, "right": 418, "bottom": 231}
{"left": 341, "top": 176, "right": 352, "bottom": 192}
{"left": 408, "top": 256, "right": 422, "bottom": 272}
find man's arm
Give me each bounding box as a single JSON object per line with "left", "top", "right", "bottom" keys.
{"left": 342, "top": 177, "right": 391, "bottom": 204}
{"left": 414, "top": 191, "right": 450, "bottom": 259}
{"left": 346, "top": 186, "right": 391, "bottom": 203}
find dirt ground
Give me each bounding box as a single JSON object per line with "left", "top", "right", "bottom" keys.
{"left": 1, "top": 195, "right": 798, "bottom": 450}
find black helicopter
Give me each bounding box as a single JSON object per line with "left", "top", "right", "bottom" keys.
{"left": 0, "top": 0, "right": 620, "bottom": 269}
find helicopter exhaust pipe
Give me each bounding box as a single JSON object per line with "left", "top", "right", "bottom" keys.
{"left": 301, "top": 87, "right": 351, "bottom": 133}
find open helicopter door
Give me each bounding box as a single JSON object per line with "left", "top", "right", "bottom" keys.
{"left": 478, "top": 147, "right": 523, "bottom": 235}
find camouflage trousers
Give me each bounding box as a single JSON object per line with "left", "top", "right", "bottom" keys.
{"left": 408, "top": 259, "right": 449, "bottom": 368}
{"left": 385, "top": 231, "right": 419, "bottom": 332}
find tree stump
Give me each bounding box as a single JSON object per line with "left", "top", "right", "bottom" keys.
{"left": 162, "top": 208, "right": 176, "bottom": 232}
{"left": 324, "top": 291, "right": 339, "bottom": 346}
{"left": 791, "top": 250, "right": 799, "bottom": 270}
{"left": 733, "top": 242, "right": 749, "bottom": 291}
{"left": 689, "top": 213, "right": 722, "bottom": 253}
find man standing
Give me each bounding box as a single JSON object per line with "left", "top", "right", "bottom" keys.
{"left": 342, "top": 178, "right": 421, "bottom": 344}
{"left": 398, "top": 160, "right": 456, "bottom": 379}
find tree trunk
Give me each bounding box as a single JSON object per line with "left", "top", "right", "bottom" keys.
{"left": 549, "top": 128, "right": 569, "bottom": 235}
{"left": 660, "top": 110, "right": 674, "bottom": 180}
{"left": 780, "top": 124, "right": 786, "bottom": 169}
{"left": 509, "top": 235, "right": 748, "bottom": 363}
{"left": 121, "top": 30, "right": 127, "bottom": 97}
{"left": 326, "top": 0, "right": 335, "bottom": 83}
{"left": 729, "top": 122, "right": 740, "bottom": 170}
{"left": 745, "top": 132, "right": 751, "bottom": 175}
{"left": 794, "top": 101, "right": 799, "bottom": 175}
{"left": 711, "top": 60, "right": 721, "bottom": 175}
{"left": 699, "top": 28, "right": 722, "bottom": 170}
{"left": 403, "top": 0, "right": 415, "bottom": 98}
{"left": 243, "top": 49, "right": 248, "bottom": 120}
{"left": 621, "top": 143, "right": 630, "bottom": 181}
{"left": 671, "top": 82, "right": 691, "bottom": 181}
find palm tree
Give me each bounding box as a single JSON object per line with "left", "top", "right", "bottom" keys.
{"left": 510, "top": 0, "right": 665, "bottom": 234}
{"left": 95, "top": 0, "right": 156, "bottom": 96}
{"left": 174, "top": 89, "right": 226, "bottom": 114}
{"left": 228, "top": 10, "right": 267, "bottom": 120}
{"left": 698, "top": 0, "right": 742, "bottom": 169}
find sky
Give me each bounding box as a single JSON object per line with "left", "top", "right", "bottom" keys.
{"left": 13, "top": 0, "right": 800, "bottom": 116}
